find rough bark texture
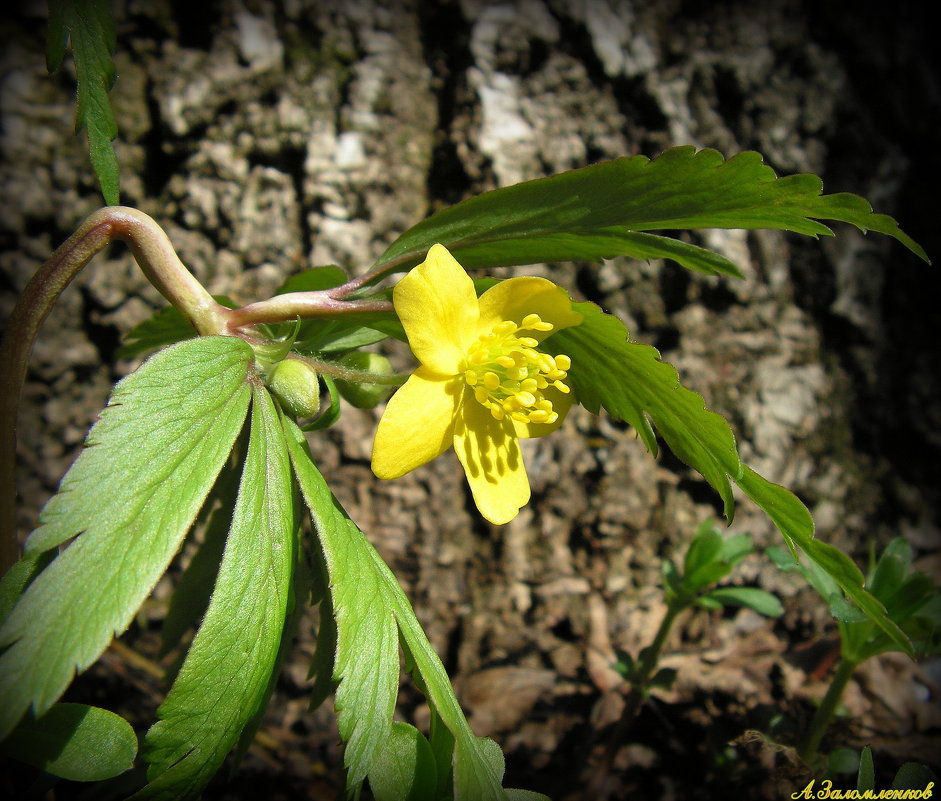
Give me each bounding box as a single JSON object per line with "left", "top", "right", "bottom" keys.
{"left": 1, "top": 1, "right": 939, "bottom": 799}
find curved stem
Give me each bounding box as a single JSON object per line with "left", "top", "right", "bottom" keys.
{"left": 0, "top": 206, "right": 402, "bottom": 574}
{"left": 224, "top": 292, "right": 392, "bottom": 329}
{"left": 0, "top": 207, "right": 228, "bottom": 573}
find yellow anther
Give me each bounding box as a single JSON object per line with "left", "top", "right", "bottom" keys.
{"left": 495, "top": 320, "right": 517, "bottom": 335}
{"left": 463, "top": 315, "right": 573, "bottom": 426}
{"left": 521, "top": 313, "right": 553, "bottom": 332}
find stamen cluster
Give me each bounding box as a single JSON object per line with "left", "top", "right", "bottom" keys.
{"left": 463, "top": 313, "right": 571, "bottom": 424}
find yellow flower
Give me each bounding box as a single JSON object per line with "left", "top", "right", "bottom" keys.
{"left": 371, "top": 244, "right": 582, "bottom": 524}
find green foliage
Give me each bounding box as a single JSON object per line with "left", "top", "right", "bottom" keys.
{"left": 3, "top": 106, "right": 932, "bottom": 798}
{"left": 850, "top": 746, "right": 938, "bottom": 794}
{"left": 770, "top": 538, "right": 941, "bottom": 663}
{"left": 661, "top": 520, "right": 782, "bottom": 616}
{"left": 367, "top": 722, "right": 438, "bottom": 801}
{"left": 0, "top": 337, "right": 252, "bottom": 742}
{"left": 373, "top": 146, "right": 928, "bottom": 279}
{"left": 133, "top": 387, "right": 298, "bottom": 800}
{"left": 615, "top": 522, "right": 780, "bottom": 693}
{"left": 550, "top": 303, "right": 909, "bottom": 650}
{"left": 284, "top": 419, "right": 546, "bottom": 801}
{"left": 0, "top": 703, "right": 137, "bottom": 782}
{"left": 551, "top": 302, "right": 741, "bottom": 519}
{"left": 47, "top": 0, "right": 120, "bottom": 205}
{"left": 117, "top": 297, "right": 237, "bottom": 360}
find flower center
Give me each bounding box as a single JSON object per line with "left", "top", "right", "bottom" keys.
{"left": 462, "top": 313, "right": 572, "bottom": 424}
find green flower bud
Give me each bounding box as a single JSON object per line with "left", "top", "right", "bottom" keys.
{"left": 335, "top": 352, "right": 394, "bottom": 409}
{"left": 268, "top": 359, "right": 321, "bottom": 418}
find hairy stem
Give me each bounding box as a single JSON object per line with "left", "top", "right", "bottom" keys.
{"left": 0, "top": 207, "right": 227, "bottom": 573}
{"left": 224, "top": 292, "right": 392, "bottom": 329}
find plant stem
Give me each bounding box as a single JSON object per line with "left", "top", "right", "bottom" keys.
{"left": 797, "top": 657, "right": 858, "bottom": 765}
{"left": 635, "top": 602, "right": 682, "bottom": 690}
{"left": 223, "top": 292, "right": 392, "bottom": 329}
{"left": 0, "top": 207, "right": 228, "bottom": 573}
{"left": 585, "top": 600, "right": 685, "bottom": 799}
{"left": 0, "top": 207, "right": 400, "bottom": 574}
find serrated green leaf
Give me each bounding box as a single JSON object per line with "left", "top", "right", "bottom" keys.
{"left": 0, "top": 549, "right": 55, "bottom": 625}
{"left": 284, "top": 422, "right": 399, "bottom": 791}
{"left": 368, "top": 722, "right": 438, "bottom": 801}
{"left": 704, "top": 587, "right": 783, "bottom": 617}
{"left": 133, "top": 385, "right": 297, "bottom": 801}
{"left": 158, "top": 457, "right": 241, "bottom": 656}
{"left": 48, "top": 0, "right": 120, "bottom": 205}
{"left": 0, "top": 336, "right": 252, "bottom": 741}
{"left": 736, "top": 467, "right": 913, "bottom": 657}
{"left": 0, "top": 702, "right": 136, "bottom": 781}
{"left": 283, "top": 421, "right": 509, "bottom": 800}
{"left": 374, "top": 146, "right": 928, "bottom": 279}
{"left": 552, "top": 301, "right": 741, "bottom": 518}
{"left": 234, "top": 507, "right": 308, "bottom": 769}
{"left": 828, "top": 596, "right": 870, "bottom": 624}
{"left": 458, "top": 736, "right": 510, "bottom": 801}
{"left": 117, "top": 297, "right": 238, "bottom": 360}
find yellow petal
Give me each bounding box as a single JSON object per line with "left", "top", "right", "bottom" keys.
{"left": 372, "top": 367, "right": 463, "bottom": 479}
{"left": 511, "top": 383, "right": 575, "bottom": 439}
{"left": 477, "top": 276, "right": 582, "bottom": 342}
{"left": 394, "top": 244, "right": 478, "bottom": 374}
{"left": 453, "top": 395, "right": 530, "bottom": 525}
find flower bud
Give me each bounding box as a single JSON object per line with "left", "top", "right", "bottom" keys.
{"left": 268, "top": 359, "right": 320, "bottom": 418}
{"left": 335, "top": 352, "right": 394, "bottom": 409}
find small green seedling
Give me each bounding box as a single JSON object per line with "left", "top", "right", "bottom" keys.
{"left": 769, "top": 539, "right": 941, "bottom": 766}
